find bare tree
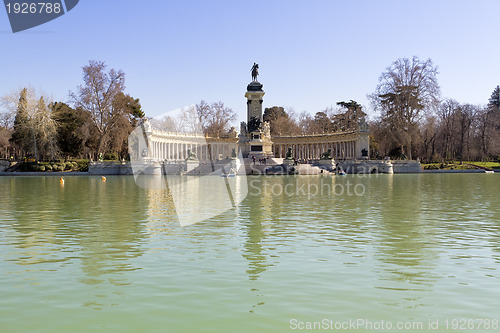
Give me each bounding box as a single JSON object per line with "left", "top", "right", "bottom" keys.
{"left": 151, "top": 115, "right": 182, "bottom": 132}
{"left": 6, "top": 87, "right": 56, "bottom": 160}
{"left": 0, "top": 127, "right": 10, "bottom": 158}
{"left": 297, "top": 111, "right": 314, "bottom": 134}
{"left": 181, "top": 105, "right": 204, "bottom": 133}
{"left": 35, "top": 97, "right": 57, "bottom": 160}
{"left": 70, "top": 60, "right": 125, "bottom": 154}
{"left": 0, "top": 112, "right": 14, "bottom": 129}
{"left": 455, "top": 104, "right": 475, "bottom": 162}
{"left": 420, "top": 114, "right": 439, "bottom": 162}
{"left": 370, "top": 56, "right": 440, "bottom": 159}
{"left": 437, "top": 99, "right": 459, "bottom": 160}
{"left": 196, "top": 100, "right": 236, "bottom": 137}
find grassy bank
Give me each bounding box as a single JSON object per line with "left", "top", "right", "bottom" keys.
{"left": 422, "top": 161, "right": 500, "bottom": 170}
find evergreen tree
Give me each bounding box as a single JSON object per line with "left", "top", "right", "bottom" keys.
{"left": 487, "top": 85, "right": 500, "bottom": 144}
{"left": 9, "top": 88, "right": 30, "bottom": 156}
{"left": 488, "top": 85, "right": 500, "bottom": 108}
{"left": 336, "top": 100, "right": 367, "bottom": 130}
{"left": 52, "top": 102, "right": 85, "bottom": 158}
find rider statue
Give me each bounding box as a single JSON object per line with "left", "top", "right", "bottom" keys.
{"left": 251, "top": 63, "right": 259, "bottom": 81}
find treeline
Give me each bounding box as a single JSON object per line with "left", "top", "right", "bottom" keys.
{"left": 1, "top": 57, "right": 499, "bottom": 163}
{"left": 260, "top": 57, "right": 500, "bottom": 162}
{"left": 0, "top": 61, "right": 145, "bottom": 161}
{"left": 151, "top": 101, "right": 237, "bottom": 137}
{"left": 371, "top": 95, "right": 500, "bottom": 161}
{"left": 0, "top": 60, "right": 240, "bottom": 161}
{"left": 368, "top": 57, "right": 500, "bottom": 161}
{"left": 259, "top": 101, "right": 367, "bottom": 137}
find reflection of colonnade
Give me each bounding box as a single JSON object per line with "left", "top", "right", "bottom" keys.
{"left": 272, "top": 130, "right": 368, "bottom": 160}
{"left": 148, "top": 130, "right": 238, "bottom": 161}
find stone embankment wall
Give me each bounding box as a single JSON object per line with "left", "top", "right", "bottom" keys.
{"left": 0, "top": 160, "right": 10, "bottom": 172}
{"left": 390, "top": 160, "right": 422, "bottom": 173}
{"left": 88, "top": 161, "right": 133, "bottom": 175}
{"left": 87, "top": 159, "right": 423, "bottom": 175}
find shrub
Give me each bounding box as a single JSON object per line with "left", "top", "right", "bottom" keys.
{"left": 77, "top": 160, "right": 89, "bottom": 172}
{"left": 20, "top": 162, "right": 38, "bottom": 172}
{"left": 45, "top": 164, "right": 53, "bottom": 171}
{"left": 103, "top": 152, "right": 118, "bottom": 160}
{"left": 64, "top": 162, "right": 73, "bottom": 170}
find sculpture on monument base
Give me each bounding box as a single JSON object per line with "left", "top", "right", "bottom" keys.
{"left": 142, "top": 118, "right": 152, "bottom": 133}
{"left": 185, "top": 148, "right": 198, "bottom": 161}
{"left": 318, "top": 149, "right": 335, "bottom": 172}
{"left": 263, "top": 121, "right": 271, "bottom": 138}
{"left": 358, "top": 119, "right": 369, "bottom": 132}
{"left": 247, "top": 117, "right": 261, "bottom": 133}
{"left": 251, "top": 63, "right": 259, "bottom": 82}
{"left": 320, "top": 149, "right": 333, "bottom": 160}
{"left": 240, "top": 121, "right": 247, "bottom": 136}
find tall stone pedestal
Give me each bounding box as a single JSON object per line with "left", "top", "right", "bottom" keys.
{"left": 238, "top": 80, "right": 273, "bottom": 158}
{"left": 185, "top": 160, "right": 199, "bottom": 173}
{"left": 318, "top": 159, "right": 336, "bottom": 171}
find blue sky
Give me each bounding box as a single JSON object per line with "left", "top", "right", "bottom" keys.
{"left": 1, "top": 0, "right": 500, "bottom": 122}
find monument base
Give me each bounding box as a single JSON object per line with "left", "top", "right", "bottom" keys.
{"left": 185, "top": 160, "right": 199, "bottom": 173}
{"left": 317, "top": 159, "right": 336, "bottom": 171}
{"left": 239, "top": 141, "right": 274, "bottom": 158}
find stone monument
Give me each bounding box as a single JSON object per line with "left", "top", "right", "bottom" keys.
{"left": 238, "top": 63, "right": 273, "bottom": 158}
{"left": 283, "top": 147, "right": 295, "bottom": 166}
{"left": 129, "top": 118, "right": 162, "bottom": 175}
{"left": 318, "top": 148, "right": 335, "bottom": 171}
{"left": 184, "top": 148, "right": 199, "bottom": 173}
{"left": 357, "top": 120, "right": 370, "bottom": 160}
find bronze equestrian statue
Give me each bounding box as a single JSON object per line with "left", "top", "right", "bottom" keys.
{"left": 251, "top": 63, "right": 259, "bottom": 81}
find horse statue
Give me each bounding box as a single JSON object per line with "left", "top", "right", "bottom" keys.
{"left": 251, "top": 63, "right": 259, "bottom": 81}
{"left": 320, "top": 149, "right": 332, "bottom": 160}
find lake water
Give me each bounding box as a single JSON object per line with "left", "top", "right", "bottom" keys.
{"left": 1, "top": 174, "right": 499, "bottom": 332}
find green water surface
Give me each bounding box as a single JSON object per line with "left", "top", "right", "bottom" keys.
{"left": 1, "top": 174, "right": 499, "bottom": 332}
